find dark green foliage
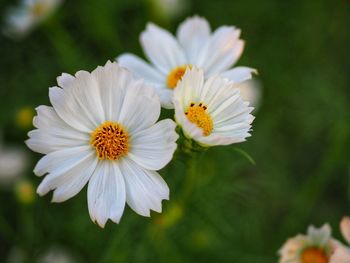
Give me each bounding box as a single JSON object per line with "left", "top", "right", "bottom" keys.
{"left": 0, "top": 0, "right": 349, "bottom": 262}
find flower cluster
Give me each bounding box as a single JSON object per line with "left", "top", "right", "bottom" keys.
{"left": 25, "top": 16, "right": 255, "bottom": 227}
{"left": 278, "top": 217, "right": 350, "bottom": 263}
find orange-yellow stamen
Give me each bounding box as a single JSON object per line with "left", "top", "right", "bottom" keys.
{"left": 301, "top": 247, "right": 328, "bottom": 263}
{"left": 185, "top": 102, "right": 213, "bottom": 136}
{"left": 90, "top": 121, "right": 128, "bottom": 160}
{"left": 32, "top": 4, "right": 46, "bottom": 16}
{"left": 167, "top": 65, "right": 190, "bottom": 89}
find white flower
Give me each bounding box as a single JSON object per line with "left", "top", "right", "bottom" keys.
{"left": 278, "top": 222, "right": 350, "bottom": 263}
{"left": 25, "top": 61, "right": 179, "bottom": 227}
{"left": 0, "top": 136, "right": 28, "bottom": 187}
{"left": 173, "top": 67, "right": 254, "bottom": 147}
{"left": 117, "top": 15, "right": 256, "bottom": 108}
{"left": 3, "top": 0, "right": 62, "bottom": 38}
{"left": 236, "top": 78, "right": 262, "bottom": 110}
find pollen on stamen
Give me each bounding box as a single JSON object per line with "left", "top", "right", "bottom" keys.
{"left": 301, "top": 247, "right": 328, "bottom": 263}
{"left": 167, "top": 65, "right": 191, "bottom": 89}
{"left": 185, "top": 102, "right": 213, "bottom": 136}
{"left": 90, "top": 121, "right": 129, "bottom": 160}
{"left": 32, "top": 4, "right": 46, "bottom": 16}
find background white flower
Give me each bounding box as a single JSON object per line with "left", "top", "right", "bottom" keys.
{"left": 278, "top": 222, "right": 350, "bottom": 263}
{"left": 117, "top": 15, "right": 256, "bottom": 108}
{"left": 26, "top": 61, "right": 178, "bottom": 227}
{"left": 236, "top": 78, "right": 262, "bottom": 110}
{"left": 173, "top": 67, "right": 254, "bottom": 147}
{"left": 0, "top": 133, "right": 29, "bottom": 188}
{"left": 3, "top": 0, "right": 63, "bottom": 38}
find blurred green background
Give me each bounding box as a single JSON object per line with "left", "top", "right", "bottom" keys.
{"left": 0, "top": 0, "right": 349, "bottom": 262}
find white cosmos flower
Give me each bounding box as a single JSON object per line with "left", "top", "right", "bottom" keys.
{"left": 236, "top": 78, "right": 262, "bottom": 110}
{"left": 117, "top": 15, "right": 256, "bottom": 109}
{"left": 278, "top": 222, "right": 350, "bottom": 263}
{"left": 3, "top": 0, "right": 62, "bottom": 38}
{"left": 25, "top": 61, "right": 178, "bottom": 227}
{"left": 173, "top": 67, "right": 254, "bottom": 147}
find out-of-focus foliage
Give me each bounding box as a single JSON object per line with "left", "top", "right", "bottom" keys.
{"left": 0, "top": 0, "right": 349, "bottom": 262}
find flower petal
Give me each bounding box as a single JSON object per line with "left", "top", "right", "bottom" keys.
{"left": 221, "top": 67, "right": 257, "bottom": 83}
{"left": 26, "top": 105, "right": 89, "bottom": 154}
{"left": 57, "top": 73, "right": 74, "bottom": 89}
{"left": 36, "top": 147, "right": 94, "bottom": 196}
{"left": 128, "top": 119, "right": 178, "bottom": 170}
{"left": 120, "top": 158, "right": 169, "bottom": 217}
{"left": 196, "top": 26, "right": 244, "bottom": 75}
{"left": 49, "top": 87, "right": 94, "bottom": 133}
{"left": 341, "top": 217, "right": 350, "bottom": 245}
{"left": 176, "top": 16, "right": 211, "bottom": 63}
{"left": 140, "top": 23, "right": 186, "bottom": 73}
{"left": 88, "top": 161, "right": 126, "bottom": 227}
{"left": 117, "top": 53, "right": 165, "bottom": 84}
{"left": 118, "top": 80, "right": 160, "bottom": 134}
{"left": 91, "top": 61, "right": 133, "bottom": 121}
{"left": 33, "top": 146, "right": 92, "bottom": 176}
{"left": 307, "top": 224, "right": 332, "bottom": 246}
{"left": 51, "top": 153, "right": 98, "bottom": 203}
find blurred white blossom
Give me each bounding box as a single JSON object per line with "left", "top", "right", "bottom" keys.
{"left": 0, "top": 136, "right": 28, "bottom": 187}
{"left": 236, "top": 78, "right": 262, "bottom": 110}
{"left": 38, "top": 246, "right": 76, "bottom": 263}
{"left": 3, "top": 0, "right": 63, "bottom": 39}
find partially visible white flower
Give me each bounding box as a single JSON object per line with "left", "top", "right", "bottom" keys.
{"left": 235, "top": 78, "right": 262, "bottom": 110}
{"left": 26, "top": 61, "right": 178, "bottom": 227}
{"left": 330, "top": 217, "right": 350, "bottom": 263}
{"left": 278, "top": 222, "right": 350, "bottom": 263}
{"left": 173, "top": 67, "right": 254, "bottom": 147}
{"left": 340, "top": 216, "right": 350, "bottom": 244}
{"left": 3, "top": 0, "right": 63, "bottom": 38}
{"left": 117, "top": 15, "right": 256, "bottom": 108}
{"left": 38, "top": 246, "right": 76, "bottom": 263}
{"left": 150, "top": 0, "right": 189, "bottom": 20}
{"left": 0, "top": 138, "right": 28, "bottom": 187}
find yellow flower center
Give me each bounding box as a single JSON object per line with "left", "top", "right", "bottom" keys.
{"left": 301, "top": 247, "right": 328, "bottom": 263}
{"left": 32, "top": 4, "right": 46, "bottom": 16}
{"left": 90, "top": 121, "right": 129, "bottom": 160}
{"left": 185, "top": 102, "right": 213, "bottom": 136}
{"left": 167, "top": 65, "right": 190, "bottom": 89}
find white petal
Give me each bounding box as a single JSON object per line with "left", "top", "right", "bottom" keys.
{"left": 128, "top": 119, "right": 178, "bottom": 170}
{"left": 117, "top": 53, "right": 165, "bottom": 84}
{"left": 173, "top": 67, "right": 205, "bottom": 111}
{"left": 140, "top": 23, "right": 186, "bottom": 73}
{"left": 26, "top": 105, "right": 90, "bottom": 154}
{"left": 341, "top": 217, "right": 350, "bottom": 245}
{"left": 56, "top": 73, "right": 74, "bottom": 89}
{"left": 34, "top": 145, "right": 92, "bottom": 176}
{"left": 52, "top": 153, "right": 98, "bottom": 202}
{"left": 91, "top": 61, "right": 133, "bottom": 121}
{"left": 196, "top": 26, "right": 244, "bottom": 75}
{"left": 36, "top": 147, "right": 94, "bottom": 197}
{"left": 49, "top": 87, "right": 94, "bottom": 133}
{"left": 88, "top": 161, "right": 126, "bottom": 227}
{"left": 158, "top": 88, "right": 174, "bottom": 109}
{"left": 330, "top": 243, "right": 350, "bottom": 263}
{"left": 118, "top": 80, "right": 160, "bottom": 134}
{"left": 70, "top": 70, "right": 105, "bottom": 125}
{"left": 307, "top": 224, "right": 332, "bottom": 246}
{"left": 176, "top": 16, "right": 211, "bottom": 63}
{"left": 221, "top": 67, "right": 257, "bottom": 83}
{"left": 120, "top": 158, "right": 169, "bottom": 217}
